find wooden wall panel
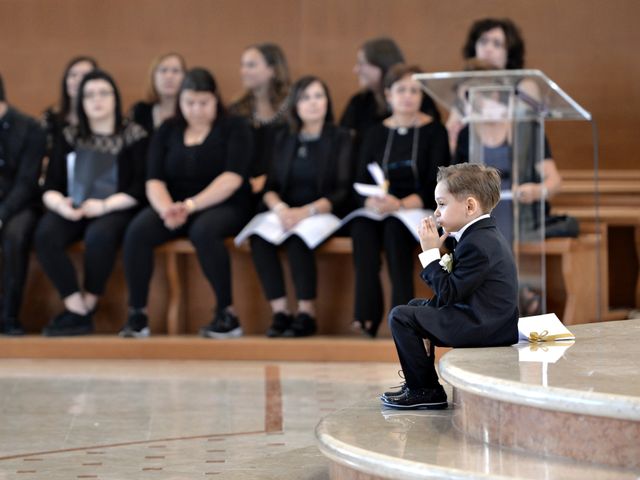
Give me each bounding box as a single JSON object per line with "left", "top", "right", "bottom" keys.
{"left": 1, "top": 0, "right": 639, "bottom": 170}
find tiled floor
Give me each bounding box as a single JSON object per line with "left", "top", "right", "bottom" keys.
{"left": 0, "top": 359, "right": 399, "bottom": 479}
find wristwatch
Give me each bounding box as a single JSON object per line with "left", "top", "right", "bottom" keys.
{"left": 308, "top": 204, "right": 318, "bottom": 216}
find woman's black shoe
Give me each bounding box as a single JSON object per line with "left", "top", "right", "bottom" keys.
{"left": 282, "top": 312, "right": 317, "bottom": 337}
{"left": 266, "top": 312, "right": 293, "bottom": 338}
{"left": 42, "top": 310, "right": 94, "bottom": 337}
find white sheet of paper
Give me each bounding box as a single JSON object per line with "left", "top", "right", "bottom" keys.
{"left": 340, "top": 208, "right": 433, "bottom": 242}
{"left": 354, "top": 182, "right": 386, "bottom": 198}
{"left": 516, "top": 313, "right": 575, "bottom": 342}
{"left": 500, "top": 190, "right": 513, "bottom": 200}
{"left": 367, "top": 162, "right": 386, "bottom": 186}
{"left": 234, "top": 212, "right": 341, "bottom": 249}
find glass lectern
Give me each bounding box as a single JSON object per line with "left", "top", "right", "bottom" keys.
{"left": 414, "top": 70, "right": 593, "bottom": 317}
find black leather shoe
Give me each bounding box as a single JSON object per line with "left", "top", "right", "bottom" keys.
{"left": 382, "top": 382, "right": 407, "bottom": 399}
{"left": 42, "top": 310, "right": 94, "bottom": 337}
{"left": 266, "top": 312, "right": 293, "bottom": 338}
{"left": 282, "top": 312, "right": 317, "bottom": 337}
{"left": 380, "top": 385, "right": 448, "bottom": 410}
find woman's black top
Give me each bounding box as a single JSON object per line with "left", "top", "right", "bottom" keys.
{"left": 340, "top": 90, "right": 441, "bottom": 144}
{"left": 228, "top": 100, "right": 288, "bottom": 179}
{"left": 264, "top": 124, "right": 353, "bottom": 216}
{"left": 44, "top": 122, "right": 148, "bottom": 203}
{"left": 147, "top": 116, "right": 253, "bottom": 206}
{"left": 355, "top": 122, "right": 450, "bottom": 210}
{"left": 129, "top": 101, "right": 155, "bottom": 136}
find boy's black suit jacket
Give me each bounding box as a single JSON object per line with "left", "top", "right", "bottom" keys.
{"left": 420, "top": 216, "right": 519, "bottom": 347}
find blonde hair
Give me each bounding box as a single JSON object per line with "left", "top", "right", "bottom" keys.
{"left": 437, "top": 164, "right": 501, "bottom": 213}
{"left": 146, "top": 52, "right": 187, "bottom": 104}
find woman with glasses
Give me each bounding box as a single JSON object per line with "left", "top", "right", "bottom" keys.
{"left": 35, "top": 70, "right": 148, "bottom": 336}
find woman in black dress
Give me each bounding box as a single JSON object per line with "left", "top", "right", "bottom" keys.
{"left": 36, "top": 70, "right": 148, "bottom": 336}
{"left": 249, "top": 76, "right": 352, "bottom": 337}
{"left": 120, "top": 68, "right": 253, "bottom": 339}
{"left": 350, "top": 64, "right": 450, "bottom": 338}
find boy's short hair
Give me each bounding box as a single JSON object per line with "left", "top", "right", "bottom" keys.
{"left": 437, "top": 164, "right": 501, "bottom": 213}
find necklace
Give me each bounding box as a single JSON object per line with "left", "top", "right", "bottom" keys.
{"left": 381, "top": 123, "right": 420, "bottom": 181}
{"left": 392, "top": 114, "right": 419, "bottom": 136}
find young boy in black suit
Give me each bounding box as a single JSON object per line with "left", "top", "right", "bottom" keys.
{"left": 381, "top": 163, "right": 519, "bottom": 409}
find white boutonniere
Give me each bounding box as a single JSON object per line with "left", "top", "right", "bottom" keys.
{"left": 439, "top": 253, "right": 453, "bottom": 273}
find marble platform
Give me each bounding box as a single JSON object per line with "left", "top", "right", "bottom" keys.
{"left": 316, "top": 319, "right": 640, "bottom": 479}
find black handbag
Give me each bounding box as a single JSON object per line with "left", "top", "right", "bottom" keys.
{"left": 544, "top": 214, "right": 580, "bottom": 238}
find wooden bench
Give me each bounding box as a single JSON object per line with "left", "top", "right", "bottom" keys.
{"left": 552, "top": 206, "right": 640, "bottom": 316}
{"left": 518, "top": 234, "right": 606, "bottom": 325}
{"left": 158, "top": 237, "right": 359, "bottom": 335}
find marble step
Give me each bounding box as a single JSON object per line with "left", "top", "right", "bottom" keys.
{"left": 317, "top": 320, "right": 640, "bottom": 478}
{"left": 315, "top": 396, "right": 640, "bottom": 480}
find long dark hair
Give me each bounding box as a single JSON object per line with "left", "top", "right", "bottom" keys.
{"left": 360, "top": 37, "right": 405, "bottom": 114}
{"left": 287, "top": 75, "right": 334, "bottom": 133}
{"left": 76, "top": 69, "right": 123, "bottom": 139}
{"left": 361, "top": 37, "right": 405, "bottom": 82}
{"left": 462, "top": 18, "right": 525, "bottom": 69}
{"left": 175, "top": 67, "right": 226, "bottom": 127}
{"left": 0, "top": 73, "right": 5, "bottom": 102}
{"left": 230, "top": 43, "right": 290, "bottom": 118}
{"left": 59, "top": 56, "right": 99, "bottom": 118}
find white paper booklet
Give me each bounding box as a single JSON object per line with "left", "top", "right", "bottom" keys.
{"left": 353, "top": 162, "right": 388, "bottom": 198}
{"left": 340, "top": 208, "right": 433, "bottom": 242}
{"left": 517, "top": 313, "right": 575, "bottom": 343}
{"left": 234, "top": 212, "right": 342, "bottom": 250}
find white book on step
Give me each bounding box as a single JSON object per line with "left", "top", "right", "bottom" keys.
{"left": 517, "top": 313, "right": 575, "bottom": 343}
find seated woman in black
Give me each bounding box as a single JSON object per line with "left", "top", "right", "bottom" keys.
{"left": 41, "top": 56, "right": 98, "bottom": 157}
{"left": 35, "top": 70, "right": 148, "bottom": 336}
{"left": 129, "top": 52, "right": 186, "bottom": 136}
{"left": 229, "top": 43, "right": 290, "bottom": 196}
{"left": 249, "top": 76, "right": 352, "bottom": 337}
{"left": 350, "top": 64, "right": 450, "bottom": 338}
{"left": 120, "top": 68, "right": 252, "bottom": 339}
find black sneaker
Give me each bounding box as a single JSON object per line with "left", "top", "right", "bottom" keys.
{"left": 380, "top": 385, "right": 448, "bottom": 410}
{"left": 266, "top": 312, "right": 293, "bottom": 338}
{"left": 1, "top": 317, "right": 24, "bottom": 336}
{"left": 42, "top": 310, "right": 94, "bottom": 337}
{"left": 200, "top": 309, "right": 243, "bottom": 339}
{"left": 119, "top": 311, "right": 150, "bottom": 338}
{"left": 282, "top": 312, "right": 317, "bottom": 337}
